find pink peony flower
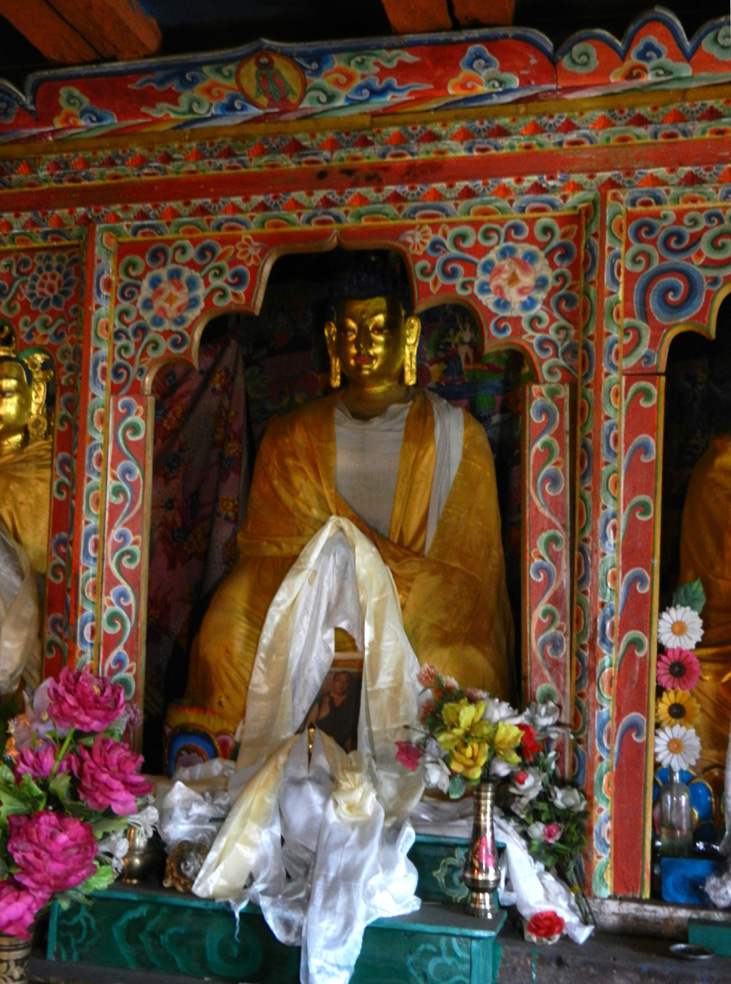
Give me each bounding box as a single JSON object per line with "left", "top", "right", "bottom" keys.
{"left": 657, "top": 648, "right": 702, "bottom": 691}
{"left": 48, "top": 667, "right": 126, "bottom": 732}
{"left": 75, "top": 735, "right": 153, "bottom": 815}
{"left": 395, "top": 740, "right": 424, "bottom": 772}
{"left": 543, "top": 823, "right": 563, "bottom": 844}
{"left": 8, "top": 811, "right": 98, "bottom": 895}
{"left": 16, "top": 743, "right": 76, "bottom": 780}
{"left": 0, "top": 879, "right": 49, "bottom": 941}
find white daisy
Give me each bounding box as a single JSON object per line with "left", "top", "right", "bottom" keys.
{"left": 657, "top": 605, "right": 703, "bottom": 651}
{"left": 654, "top": 724, "right": 701, "bottom": 771}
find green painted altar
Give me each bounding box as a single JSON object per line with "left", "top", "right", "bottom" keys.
{"left": 48, "top": 835, "right": 505, "bottom": 984}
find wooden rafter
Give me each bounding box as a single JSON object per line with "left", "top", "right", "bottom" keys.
{"left": 379, "top": 0, "right": 515, "bottom": 33}
{"left": 0, "top": 0, "right": 161, "bottom": 64}
{"left": 379, "top": 0, "right": 451, "bottom": 34}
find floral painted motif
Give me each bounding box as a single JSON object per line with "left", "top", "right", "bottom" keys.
{"left": 24, "top": 251, "right": 78, "bottom": 313}
{"left": 138, "top": 266, "right": 204, "bottom": 331}
{"left": 476, "top": 243, "right": 551, "bottom": 316}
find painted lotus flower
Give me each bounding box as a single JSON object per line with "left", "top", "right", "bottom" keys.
{"left": 657, "top": 605, "right": 703, "bottom": 651}
{"left": 475, "top": 243, "right": 551, "bottom": 316}
{"left": 138, "top": 265, "right": 204, "bottom": 330}
{"left": 655, "top": 724, "right": 701, "bottom": 772}
{"left": 25, "top": 252, "right": 78, "bottom": 313}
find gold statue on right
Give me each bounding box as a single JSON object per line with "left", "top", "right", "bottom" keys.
{"left": 0, "top": 323, "right": 53, "bottom": 695}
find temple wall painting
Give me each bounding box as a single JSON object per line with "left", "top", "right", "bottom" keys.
{"left": 1, "top": 8, "right": 730, "bottom": 904}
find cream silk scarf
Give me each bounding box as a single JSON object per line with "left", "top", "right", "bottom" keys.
{"left": 193, "top": 517, "right": 424, "bottom": 983}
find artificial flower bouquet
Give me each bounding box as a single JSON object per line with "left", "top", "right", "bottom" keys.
{"left": 395, "top": 665, "right": 589, "bottom": 911}
{"left": 654, "top": 581, "right": 705, "bottom": 776}
{"left": 0, "top": 667, "right": 154, "bottom": 941}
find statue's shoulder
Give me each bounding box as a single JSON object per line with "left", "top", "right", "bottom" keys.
{"left": 263, "top": 392, "right": 338, "bottom": 443}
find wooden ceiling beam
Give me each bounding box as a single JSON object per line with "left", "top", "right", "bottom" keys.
{"left": 49, "top": 0, "right": 161, "bottom": 60}
{"left": 451, "top": 0, "right": 516, "bottom": 27}
{"left": 0, "top": 0, "right": 99, "bottom": 63}
{"left": 0, "top": 0, "right": 160, "bottom": 64}
{"left": 379, "top": 0, "right": 451, "bottom": 34}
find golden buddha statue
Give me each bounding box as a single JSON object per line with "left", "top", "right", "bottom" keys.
{"left": 0, "top": 323, "right": 53, "bottom": 695}
{"left": 678, "top": 431, "right": 731, "bottom": 778}
{"left": 180, "top": 258, "right": 513, "bottom": 739}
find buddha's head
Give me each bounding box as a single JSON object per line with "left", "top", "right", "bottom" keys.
{"left": 0, "top": 323, "right": 52, "bottom": 454}
{"left": 324, "top": 252, "right": 420, "bottom": 391}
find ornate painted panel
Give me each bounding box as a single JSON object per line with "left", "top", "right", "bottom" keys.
{"left": 0, "top": 8, "right": 730, "bottom": 906}
{"left": 97, "top": 213, "right": 583, "bottom": 705}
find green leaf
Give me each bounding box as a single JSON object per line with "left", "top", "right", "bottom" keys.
{"left": 672, "top": 579, "right": 705, "bottom": 614}
{"left": 77, "top": 864, "right": 116, "bottom": 895}
{"left": 448, "top": 775, "right": 466, "bottom": 799}
{"left": 0, "top": 771, "right": 45, "bottom": 824}
{"left": 92, "top": 816, "right": 128, "bottom": 839}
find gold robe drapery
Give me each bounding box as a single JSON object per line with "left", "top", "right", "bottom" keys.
{"left": 0, "top": 441, "right": 52, "bottom": 575}
{"left": 186, "top": 390, "right": 513, "bottom": 731}
{"left": 678, "top": 433, "right": 731, "bottom": 774}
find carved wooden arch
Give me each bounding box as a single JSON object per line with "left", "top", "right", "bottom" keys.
{"left": 615, "top": 200, "right": 731, "bottom": 896}
{"left": 89, "top": 212, "right": 584, "bottom": 756}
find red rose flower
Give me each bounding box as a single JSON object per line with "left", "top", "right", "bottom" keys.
{"left": 526, "top": 910, "right": 565, "bottom": 939}
{"left": 395, "top": 740, "right": 424, "bottom": 772}
{"left": 518, "top": 724, "right": 540, "bottom": 761}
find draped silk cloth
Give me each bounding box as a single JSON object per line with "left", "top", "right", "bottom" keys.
{"left": 0, "top": 441, "right": 52, "bottom": 575}
{"left": 187, "top": 390, "right": 512, "bottom": 731}
{"left": 193, "top": 518, "right": 424, "bottom": 984}
{"left": 678, "top": 433, "right": 731, "bottom": 772}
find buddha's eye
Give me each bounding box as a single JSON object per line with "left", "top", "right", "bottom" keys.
{"left": 337, "top": 323, "right": 357, "bottom": 339}
{"left": 366, "top": 315, "right": 388, "bottom": 335}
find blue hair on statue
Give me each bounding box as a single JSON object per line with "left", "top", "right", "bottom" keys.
{"left": 325, "top": 250, "right": 413, "bottom": 316}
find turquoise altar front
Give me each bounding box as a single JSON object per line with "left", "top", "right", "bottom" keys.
{"left": 47, "top": 835, "right": 505, "bottom": 983}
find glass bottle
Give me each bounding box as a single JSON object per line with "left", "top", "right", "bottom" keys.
{"left": 659, "top": 769, "right": 693, "bottom": 856}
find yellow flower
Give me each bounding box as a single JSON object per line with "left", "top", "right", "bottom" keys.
{"left": 447, "top": 738, "right": 489, "bottom": 780}
{"left": 491, "top": 721, "right": 523, "bottom": 764}
{"left": 656, "top": 689, "right": 698, "bottom": 728}
{"left": 441, "top": 699, "right": 487, "bottom": 735}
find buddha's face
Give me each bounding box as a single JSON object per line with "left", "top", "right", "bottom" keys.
{"left": 0, "top": 360, "right": 31, "bottom": 444}
{"left": 331, "top": 296, "right": 407, "bottom": 386}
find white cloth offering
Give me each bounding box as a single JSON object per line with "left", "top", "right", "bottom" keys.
{"left": 193, "top": 517, "right": 425, "bottom": 984}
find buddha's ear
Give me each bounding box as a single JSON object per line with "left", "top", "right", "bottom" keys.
{"left": 324, "top": 319, "right": 338, "bottom": 356}
{"left": 324, "top": 320, "right": 341, "bottom": 389}
{"left": 404, "top": 315, "right": 421, "bottom": 350}
{"left": 403, "top": 315, "right": 421, "bottom": 387}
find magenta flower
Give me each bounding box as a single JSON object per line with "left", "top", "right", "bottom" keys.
{"left": 544, "top": 823, "right": 563, "bottom": 844}
{"left": 75, "top": 735, "right": 153, "bottom": 815}
{"left": 15, "top": 743, "right": 76, "bottom": 780}
{"left": 0, "top": 879, "right": 49, "bottom": 941}
{"left": 657, "top": 648, "right": 702, "bottom": 691}
{"left": 48, "top": 667, "right": 125, "bottom": 732}
{"left": 395, "top": 740, "right": 424, "bottom": 772}
{"left": 8, "top": 811, "right": 98, "bottom": 895}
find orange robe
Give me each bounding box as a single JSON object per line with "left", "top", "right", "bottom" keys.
{"left": 186, "top": 390, "right": 513, "bottom": 732}
{"left": 678, "top": 433, "right": 731, "bottom": 774}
